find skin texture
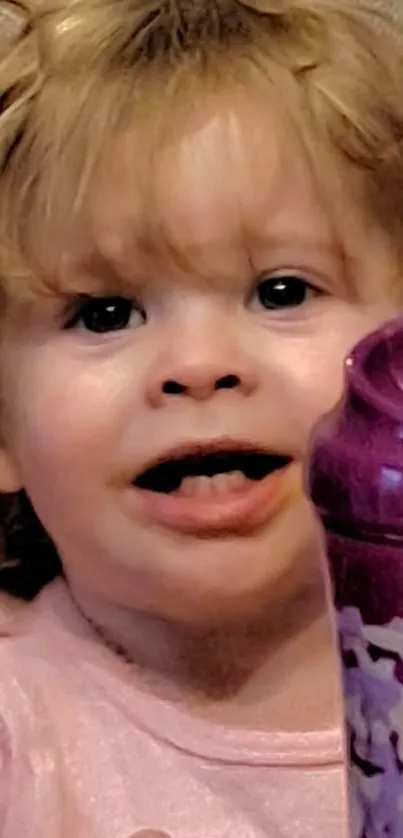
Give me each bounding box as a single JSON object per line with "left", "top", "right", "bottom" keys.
{"left": 0, "top": 87, "right": 400, "bottom": 729}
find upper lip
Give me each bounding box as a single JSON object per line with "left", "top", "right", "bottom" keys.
{"left": 133, "top": 436, "right": 290, "bottom": 482}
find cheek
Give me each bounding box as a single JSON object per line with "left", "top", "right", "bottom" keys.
{"left": 273, "top": 306, "right": 393, "bottom": 446}
{"left": 4, "top": 350, "right": 131, "bottom": 487}
{"left": 281, "top": 346, "right": 345, "bottom": 443}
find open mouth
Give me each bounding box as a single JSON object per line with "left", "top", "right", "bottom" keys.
{"left": 134, "top": 448, "right": 291, "bottom": 495}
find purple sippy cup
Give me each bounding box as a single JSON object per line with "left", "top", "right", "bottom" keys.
{"left": 307, "top": 318, "right": 403, "bottom": 838}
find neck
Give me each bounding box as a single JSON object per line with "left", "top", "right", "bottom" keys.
{"left": 73, "top": 569, "right": 340, "bottom": 731}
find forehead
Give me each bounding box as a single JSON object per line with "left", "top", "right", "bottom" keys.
{"left": 43, "top": 86, "right": 339, "bottom": 287}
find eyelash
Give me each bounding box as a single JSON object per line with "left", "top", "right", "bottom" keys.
{"left": 63, "top": 295, "right": 145, "bottom": 332}
{"left": 61, "top": 273, "right": 324, "bottom": 334}
{"left": 252, "top": 273, "right": 322, "bottom": 312}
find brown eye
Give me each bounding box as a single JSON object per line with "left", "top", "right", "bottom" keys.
{"left": 64, "top": 296, "right": 145, "bottom": 333}
{"left": 256, "top": 275, "right": 318, "bottom": 310}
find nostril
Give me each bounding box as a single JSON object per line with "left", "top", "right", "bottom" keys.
{"left": 161, "top": 374, "right": 240, "bottom": 397}
{"left": 215, "top": 374, "right": 240, "bottom": 390}
{"left": 162, "top": 380, "right": 186, "bottom": 395}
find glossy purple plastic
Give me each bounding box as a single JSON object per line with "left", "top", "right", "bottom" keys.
{"left": 307, "top": 318, "right": 403, "bottom": 838}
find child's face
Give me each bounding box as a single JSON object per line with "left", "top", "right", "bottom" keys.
{"left": 0, "top": 88, "right": 399, "bottom": 624}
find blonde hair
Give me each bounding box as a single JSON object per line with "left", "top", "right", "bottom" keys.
{"left": 0, "top": 0, "right": 402, "bottom": 300}
{"left": 0, "top": 0, "right": 402, "bottom": 597}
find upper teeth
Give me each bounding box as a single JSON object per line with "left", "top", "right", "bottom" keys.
{"left": 177, "top": 471, "right": 249, "bottom": 497}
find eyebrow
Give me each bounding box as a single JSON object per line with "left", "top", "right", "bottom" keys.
{"left": 249, "top": 229, "right": 343, "bottom": 256}
{"left": 55, "top": 229, "right": 345, "bottom": 298}
{"left": 55, "top": 250, "right": 139, "bottom": 297}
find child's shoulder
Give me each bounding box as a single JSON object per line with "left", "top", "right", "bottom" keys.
{"left": 0, "top": 590, "right": 26, "bottom": 633}
{"left": 0, "top": 583, "right": 67, "bottom": 695}
{"left": 0, "top": 594, "right": 40, "bottom": 753}
{"left": 0, "top": 592, "right": 39, "bottom": 703}
{"left": 0, "top": 582, "right": 86, "bottom": 753}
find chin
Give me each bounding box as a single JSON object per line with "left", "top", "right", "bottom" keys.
{"left": 141, "top": 494, "right": 323, "bottom": 628}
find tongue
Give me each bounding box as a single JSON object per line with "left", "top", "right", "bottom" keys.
{"left": 176, "top": 470, "right": 250, "bottom": 498}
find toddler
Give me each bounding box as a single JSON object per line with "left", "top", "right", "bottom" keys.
{"left": 0, "top": 0, "right": 403, "bottom": 835}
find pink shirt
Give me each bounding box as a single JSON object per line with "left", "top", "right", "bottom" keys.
{"left": 0, "top": 580, "right": 347, "bottom": 838}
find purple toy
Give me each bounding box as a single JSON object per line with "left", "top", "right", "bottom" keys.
{"left": 307, "top": 318, "right": 403, "bottom": 838}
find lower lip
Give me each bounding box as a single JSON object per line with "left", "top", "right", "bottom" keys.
{"left": 131, "top": 463, "right": 297, "bottom": 535}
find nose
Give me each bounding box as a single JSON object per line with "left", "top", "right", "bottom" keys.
{"left": 147, "top": 363, "right": 257, "bottom": 407}
{"left": 145, "top": 318, "right": 258, "bottom": 408}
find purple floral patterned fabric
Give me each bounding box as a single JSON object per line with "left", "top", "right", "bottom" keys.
{"left": 338, "top": 606, "right": 403, "bottom": 837}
